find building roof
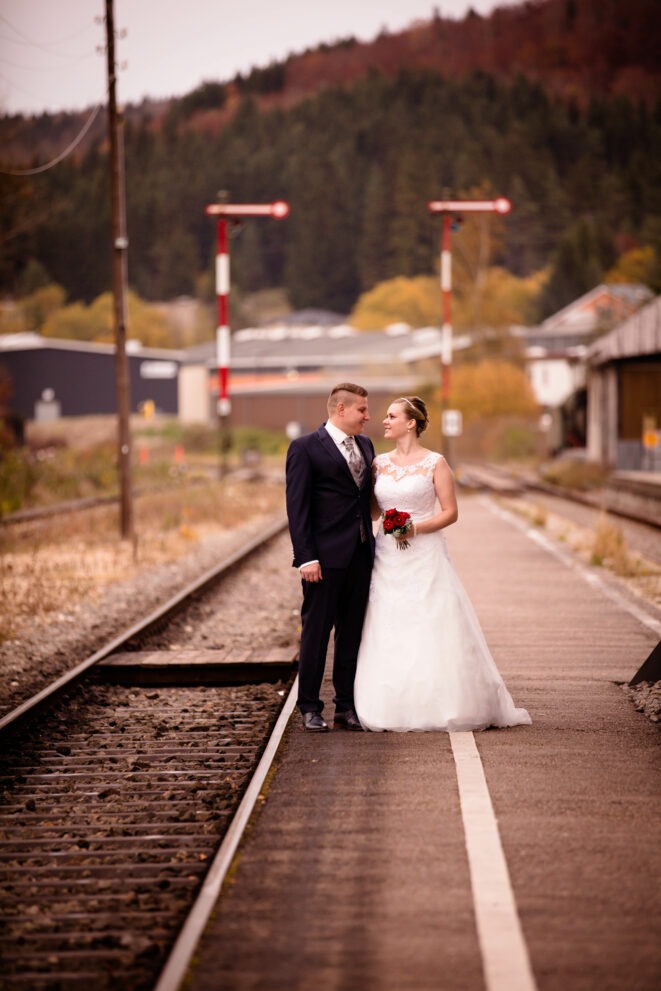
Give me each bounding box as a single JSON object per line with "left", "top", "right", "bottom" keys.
{"left": 540, "top": 283, "right": 653, "bottom": 335}
{"left": 185, "top": 319, "right": 469, "bottom": 371}
{"left": 0, "top": 332, "right": 185, "bottom": 361}
{"left": 518, "top": 283, "right": 655, "bottom": 356}
{"left": 587, "top": 295, "right": 661, "bottom": 366}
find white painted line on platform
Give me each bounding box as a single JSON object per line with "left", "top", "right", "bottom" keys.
{"left": 153, "top": 677, "right": 299, "bottom": 991}
{"left": 485, "top": 497, "right": 661, "bottom": 637}
{"left": 450, "top": 731, "right": 538, "bottom": 991}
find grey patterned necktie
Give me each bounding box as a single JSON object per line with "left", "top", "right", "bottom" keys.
{"left": 343, "top": 436, "right": 365, "bottom": 487}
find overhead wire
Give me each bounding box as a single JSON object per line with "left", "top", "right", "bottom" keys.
{"left": 0, "top": 103, "right": 104, "bottom": 175}
{"left": 0, "top": 10, "right": 108, "bottom": 175}
{"left": 0, "top": 12, "right": 97, "bottom": 58}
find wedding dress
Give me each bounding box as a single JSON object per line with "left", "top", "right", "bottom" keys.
{"left": 354, "top": 452, "right": 531, "bottom": 732}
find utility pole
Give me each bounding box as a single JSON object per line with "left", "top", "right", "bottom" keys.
{"left": 105, "top": 0, "right": 133, "bottom": 540}
{"left": 204, "top": 198, "right": 290, "bottom": 478}
{"left": 427, "top": 197, "right": 512, "bottom": 461}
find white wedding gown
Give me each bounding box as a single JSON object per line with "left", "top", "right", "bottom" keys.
{"left": 354, "top": 452, "right": 531, "bottom": 732}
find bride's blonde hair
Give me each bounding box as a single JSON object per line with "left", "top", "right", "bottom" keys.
{"left": 394, "top": 396, "right": 429, "bottom": 437}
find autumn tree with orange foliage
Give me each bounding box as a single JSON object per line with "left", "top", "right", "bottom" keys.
{"left": 449, "top": 360, "right": 538, "bottom": 422}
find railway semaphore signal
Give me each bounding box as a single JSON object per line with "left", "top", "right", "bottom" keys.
{"left": 427, "top": 197, "right": 512, "bottom": 459}
{"left": 204, "top": 198, "right": 290, "bottom": 476}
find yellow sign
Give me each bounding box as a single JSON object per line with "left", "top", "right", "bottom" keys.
{"left": 642, "top": 415, "right": 658, "bottom": 449}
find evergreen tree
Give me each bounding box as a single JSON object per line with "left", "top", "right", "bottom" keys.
{"left": 358, "top": 165, "right": 390, "bottom": 291}
{"left": 233, "top": 221, "right": 268, "bottom": 293}
{"left": 538, "top": 217, "right": 615, "bottom": 317}
{"left": 3, "top": 66, "right": 660, "bottom": 318}
{"left": 387, "top": 149, "right": 435, "bottom": 279}
{"left": 151, "top": 225, "right": 198, "bottom": 299}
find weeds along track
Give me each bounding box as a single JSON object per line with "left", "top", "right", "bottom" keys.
{"left": 0, "top": 513, "right": 293, "bottom": 726}
{"left": 0, "top": 521, "right": 299, "bottom": 990}
{"left": 457, "top": 461, "right": 661, "bottom": 565}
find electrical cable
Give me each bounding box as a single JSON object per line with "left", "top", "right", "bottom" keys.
{"left": 0, "top": 104, "right": 103, "bottom": 176}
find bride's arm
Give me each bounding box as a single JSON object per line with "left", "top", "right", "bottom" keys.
{"left": 414, "top": 457, "right": 458, "bottom": 535}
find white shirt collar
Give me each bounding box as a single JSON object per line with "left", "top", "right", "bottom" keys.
{"left": 324, "top": 420, "right": 355, "bottom": 447}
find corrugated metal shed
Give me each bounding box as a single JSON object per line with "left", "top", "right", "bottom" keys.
{"left": 587, "top": 295, "right": 661, "bottom": 365}
{"left": 0, "top": 333, "right": 184, "bottom": 419}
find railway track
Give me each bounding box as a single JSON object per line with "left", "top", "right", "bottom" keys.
{"left": 457, "top": 460, "right": 660, "bottom": 522}
{"left": 457, "top": 461, "right": 661, "bottom": 565}
{"left": 0, "top": 518, "right": 298, "bottom": 991}
{"left": 0, "top": 464, "right": 260, "bottom": 530}
{"left": 2, "top": 465, "right": 657, "bottom": 990}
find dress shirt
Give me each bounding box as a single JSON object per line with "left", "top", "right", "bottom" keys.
{"left": 324, "top": 420, "right": 360, "bottom": 463}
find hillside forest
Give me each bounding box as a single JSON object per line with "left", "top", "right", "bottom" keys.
{"left": 1, "top": 0, "right": 660, "bottom": 346}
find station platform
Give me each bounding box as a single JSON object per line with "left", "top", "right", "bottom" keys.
{"left": 181, "top": 494, "right": 660, "bottom": 991}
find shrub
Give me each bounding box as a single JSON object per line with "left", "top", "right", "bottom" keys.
{"left": 0, "top": 450, "right": 36, "bottom": 516}
{"left": 494, "top": 422, "right": 539, "bottom": 460}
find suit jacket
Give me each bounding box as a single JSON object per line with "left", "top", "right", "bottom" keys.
{"left": 286, "top": 425, "right": 375, "bottom": 568}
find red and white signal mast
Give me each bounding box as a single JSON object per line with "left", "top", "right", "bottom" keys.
{"left": 204, "top": 198, "right": 290, "bottom": 475}
{"left": 427, "top": 197, "right": 512, "bottom": 458}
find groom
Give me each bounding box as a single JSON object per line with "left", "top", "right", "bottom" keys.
{"left": 286, "top": 383, "right": 375, "bottom": 732}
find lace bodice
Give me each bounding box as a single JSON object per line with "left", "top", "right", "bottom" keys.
{"left": 374, "top": 452, "right": 443, "bottom": 521}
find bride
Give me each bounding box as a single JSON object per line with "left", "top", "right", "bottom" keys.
{"left": 354, "top": 396, "right": 531, "bottom": 732}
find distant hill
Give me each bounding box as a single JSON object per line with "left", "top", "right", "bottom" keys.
{"left": 270, "top": 0, "right": 659, "bottom": 107}
{"left": 2, "top": 0, "right": 658, "bottom": 165}
{"left": 2, "top": 0, "right": 659, "bottom": 317}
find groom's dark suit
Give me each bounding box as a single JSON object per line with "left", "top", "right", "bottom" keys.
{"left": 286, "top": 425, "right": 375, "bottom": 715}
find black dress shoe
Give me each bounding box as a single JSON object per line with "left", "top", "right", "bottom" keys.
{"left": 302, "top": 712, "right": 328, "bottom": 732}
{"left": 333, "top": 708, "right": 363, "bottom": 731}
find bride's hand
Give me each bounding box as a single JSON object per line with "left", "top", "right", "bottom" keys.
{"left": 397, "top": 522, "right": 416, "bottom": 542}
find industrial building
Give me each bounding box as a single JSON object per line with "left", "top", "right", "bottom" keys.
{"left": 586, "top": 295, "right": 661, "bottom": 471}
{"left": 0, "top": 334, "right": 183, "bottom": 422}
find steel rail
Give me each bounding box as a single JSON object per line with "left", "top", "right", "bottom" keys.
{"left": 153, "top": 674, "right": 299, "bottom": 991}
{"left": 457, "top": 460, "right": 660, "bottom": 530}
{"left": 0, "top": 470, "right": 244, "bottom": 527}
{"left": 0, "top": 514, "right": 288, "bottom": 733}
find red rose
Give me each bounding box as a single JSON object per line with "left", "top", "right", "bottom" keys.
{"left": 382, "top": 506, "right": 413, "bottom": 548}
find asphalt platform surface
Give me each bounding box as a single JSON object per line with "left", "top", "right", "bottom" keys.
{"left": 185, "top": 493, "right": 660, "bottom": 991}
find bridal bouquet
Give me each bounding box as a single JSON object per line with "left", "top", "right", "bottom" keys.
{"left": 382, "top": 507, "right": 413, "bottom": 550}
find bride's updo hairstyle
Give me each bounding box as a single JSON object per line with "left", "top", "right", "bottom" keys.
{"left": 395, "top": 396, "right": 429, "bottom": 437}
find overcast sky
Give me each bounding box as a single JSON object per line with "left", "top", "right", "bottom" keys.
{"left": 0, "top": 1, "right": 517, "bottom": 117}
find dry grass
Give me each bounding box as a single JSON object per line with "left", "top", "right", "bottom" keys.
{"left": 0, "top": 475, "right": 286, "bottom": 642}
{"left": 590, "top": 514, "right": 638, "bottom": 575}
{"left": 530, "top": 502, "right": 548, "bottom": 527}
{"left": 540, "top": 459, "right": 610, "bottom": 491}
{"left": 500, "top": 496, "right": 661, "bottom": 606}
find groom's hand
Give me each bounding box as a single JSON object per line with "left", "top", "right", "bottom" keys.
{"left": 301, "top": 562, "right": 323, "bottom": 583}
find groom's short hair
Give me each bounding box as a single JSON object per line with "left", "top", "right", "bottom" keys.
{"left": 327, "top": 382, "right": 368, "bottom": 413}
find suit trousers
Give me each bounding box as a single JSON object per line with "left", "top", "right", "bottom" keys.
{"left": 297, "top": 538, "right": 372, "bottom": 714}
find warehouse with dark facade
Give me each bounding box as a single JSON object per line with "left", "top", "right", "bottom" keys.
{"left": 0, "top": 334, "right": 182, "bottom": 424}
